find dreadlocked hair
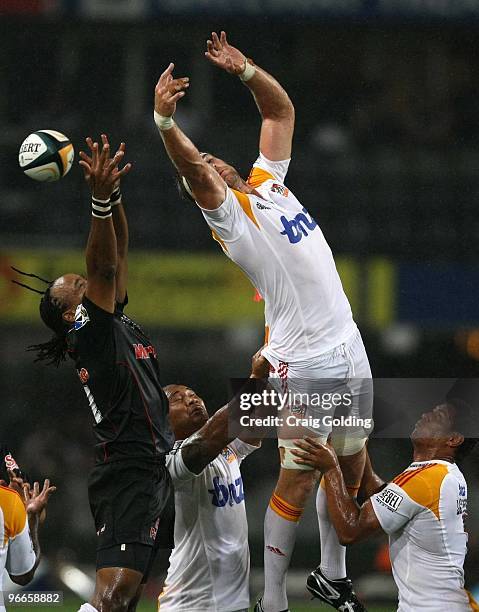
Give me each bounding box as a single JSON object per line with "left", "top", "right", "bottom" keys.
{"left": 11, "top": 267, "right": 71, "bottom": 367}
{"left": 28, "top": 285, "right": 72, "bottom": 366}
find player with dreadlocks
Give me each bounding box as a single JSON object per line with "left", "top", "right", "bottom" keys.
{"left": 13, "top": 135, "right": 175, "bottom": 612}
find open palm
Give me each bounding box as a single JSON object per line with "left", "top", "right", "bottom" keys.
{"left": 205, "top": 31, "right": 246, "bottom": 75}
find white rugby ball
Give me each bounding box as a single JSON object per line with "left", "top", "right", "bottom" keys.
{"left": 19, "top": 130, "right": 74, "bottom": 182}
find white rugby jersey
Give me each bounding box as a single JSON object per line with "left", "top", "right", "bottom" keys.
{"left": 200, "top": 154, "right": 356, "bottom": 363}
{"left": 159, "top": 438, "right": 258, "bottom": 612}
{"left": 0, "top": 486, "right": 36, "bottom": 612}
{"left": 371, "top": 460, "right": 478, "bottom": 612}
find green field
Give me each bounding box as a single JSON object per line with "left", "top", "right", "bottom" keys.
{"left": 8, "top": 598, "right": 392, "bottom": 612}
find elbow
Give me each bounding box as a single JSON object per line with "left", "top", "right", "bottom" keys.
{"left": 265, "top": 98, "right": 295, "bottom": 122}
{"left": 90, "top": 263, "right": 117, "bottom": 281}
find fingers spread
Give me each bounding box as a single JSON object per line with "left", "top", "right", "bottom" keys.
{"left": 116, "top": 162, "right": 132, "bottom": 179}
{"left": 158, "top": 62, "right": 175, "bottom": 86}
{"left": 211, "top": 31, "right": 221, "bottom": 50}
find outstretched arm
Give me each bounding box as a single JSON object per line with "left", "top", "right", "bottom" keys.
{"left": 180, "top": 352, "right": 270, "bottom": 474}
{"left": 154, "top": 64, "right": 226, "bottom": 210}
{"left": 291, "top": 438, "right": 383, "bottom": 545}
{"left": 9, "top": 479, "right": 56, "bottom": 586}
{"left": 79, "top": 137, "right": 131, "bottom": 312}
{"left": 205, "top": 31, "right": 295, "bottom": 161}
{"left": 79, "top": 137, "right": 129, "bottom": 304}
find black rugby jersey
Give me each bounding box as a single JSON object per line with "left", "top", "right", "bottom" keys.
{"left": 67, "top": 297, "right": 174, "bottom": 464}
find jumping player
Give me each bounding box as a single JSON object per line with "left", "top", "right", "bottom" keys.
{"left": 291, "top": 402, "right": 479, "bottom": 612}
{"left": 153, "top": 32, "right": 372, "bottom": 611}
{"left": 19, "top": 137, "right": 174, "bottom": 612}
{"left": 159, "top": 350, "right": 269, "bottom": 612}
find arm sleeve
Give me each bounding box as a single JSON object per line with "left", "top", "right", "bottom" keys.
{"left": 248, "top": 153, "right": 291, "bottom": 186}
{"left": 228, "top": 438, "right": 260, "bottom": 465}
{"left": 5, "top": 497, "right": 36, "bottom": 577}
{"left": 198, "top": 188, "right": 247, "bottom": 243}
{"left": 370, "top": 482, "right": 421, "bottom": 535}
{"left": 166, "top": 441, "right": 202, "bottom": 483}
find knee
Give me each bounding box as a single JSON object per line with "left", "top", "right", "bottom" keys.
{"left": 96, "top": 588, "right": 134, "bottom": 612}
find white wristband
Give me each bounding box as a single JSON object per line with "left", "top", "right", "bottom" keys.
{"left": 239, "top": 60, "right": 256, "bottom": 82}
{"left": 154, "top": 111, "right": 175, "bottom": 131}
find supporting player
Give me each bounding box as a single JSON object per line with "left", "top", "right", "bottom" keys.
{"left": 153, "top": 32, "right": 372, "bottom": 611}
{"left": 291, "top": 401, "right": 479, "bottom": 612}
{"left": 16, "top": 137, "right": 175, "bottom": 612}
{"left": 0, "top": 466, "right": 55, "bottom": 612}
{"left": 159, "top": 350, "right": 269, "bottom": 612}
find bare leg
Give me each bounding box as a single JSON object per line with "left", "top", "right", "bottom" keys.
{"left": 90, "top": 567, "right": 143, "bottom": 612}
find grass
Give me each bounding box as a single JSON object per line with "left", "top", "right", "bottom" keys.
{"left": 8, "top": 598, "right": 393, "bottom": 612}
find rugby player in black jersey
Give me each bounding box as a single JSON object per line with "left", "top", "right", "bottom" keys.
{"left": 25, "top": 136, "right": 175, "bottom": 612}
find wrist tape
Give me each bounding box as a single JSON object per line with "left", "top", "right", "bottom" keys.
{"left": 110, "top": 187, "right": 122, "bottom": 207}
{"left": 239, "top": 59, "right": 256, "bottom": 82}
{"left": 154, "top": 111, "right": 175, "bottom": 131}
{"left": 91, "top": 196, "right": 112, "bottom": 219}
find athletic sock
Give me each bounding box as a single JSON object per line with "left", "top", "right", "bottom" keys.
{"left": 316, "top": 480, "right": 347, "bottom": 580}
{"left": 263, "top": 493, "right": 303, "bottom": 612}
{"left": 78, "top": 604, "right": 98, "bottom": 612}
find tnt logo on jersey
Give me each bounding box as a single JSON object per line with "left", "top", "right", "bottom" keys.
{"left": 209, "top": 476, "right": 245, "bottom": 507}
{"left": 280, "top": 207, "right": 318, "bottom": 244}
{"left": 74, "top": 304, "right": 90, "bottom": 330}
{"left": 377, "top": 488, "right": 404, "bottom": 512}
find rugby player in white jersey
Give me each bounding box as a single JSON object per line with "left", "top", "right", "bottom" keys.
{"left": 291, "top": 400, "right": 479, "bottom": 612}
{"left": 153, "top": 31, "right": 373, "bottom": 612}
{"left": 0, "top": 463, "right": 55, "bottom": 612}
{"left": 158, "top": 352, "right": 269, "bottom": 612}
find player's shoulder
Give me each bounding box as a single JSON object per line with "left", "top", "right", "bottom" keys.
{"left": 391, "top": 461, "right": 451, "bottom": 517}
{"left": 0, "top": 485, "right": 27, "bottom": 537}
{"left": 0, "top": 484, "right": 22, "bottom": 503}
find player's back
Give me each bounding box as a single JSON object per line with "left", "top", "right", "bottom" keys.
{"left": 371, "top": 460, "right": 476, "bottom": 612}
{"left": 201, "top": 154, "right": 356, "bottom": 363}
{"left": 67, "top": 297, "right": 174, "bottom": 464}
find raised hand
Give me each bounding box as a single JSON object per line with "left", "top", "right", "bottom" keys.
{"left": 23, "top": 479, "right": 56, "bottom": 518}
{"left": 155, "top": 63, "right": 190, "bottom": 117}
{"left": 205, "top": 31, "right": 247, "bottom": 75}
{"left": 79, "top": 135, "right": 126, "bottom": 194}
{"left": 79, "top": 135, "right": 131, "bottom": 201}
{"left": 290, "top": 437, "right": 340, "bottom": 473}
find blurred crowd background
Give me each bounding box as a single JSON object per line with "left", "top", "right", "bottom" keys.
{"left": 1, "top": 0, "right": 479, "bottom": 607}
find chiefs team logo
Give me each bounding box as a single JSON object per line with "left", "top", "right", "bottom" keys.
{"left": 221, "top": 447, "right": 236, "bottom": 464}
{"left": 271, "top": 183, "right": 289, "bottom": 197}
{"left": 78, "top": 368, "right": 89, "bottom": 384}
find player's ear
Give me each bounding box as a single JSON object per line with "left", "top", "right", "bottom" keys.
{"left": 62, "top": 308, "right": 76, "bottom": 324}
{"left": 448, "top": 432, "right": 465, "bottom": 450}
